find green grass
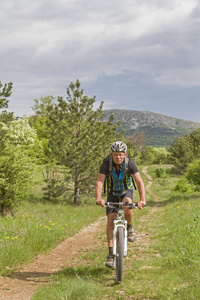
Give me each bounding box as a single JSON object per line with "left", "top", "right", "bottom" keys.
{"left": 32, "top": 164, "right": 200, "bottom": 299}
{"left": 1, "top": 165, "right": 200, "bottom": 299}
{"left": 0, "top": 202, "right": 104, "bottom": 276}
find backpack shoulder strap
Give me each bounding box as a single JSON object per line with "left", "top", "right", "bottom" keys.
{"left": 108, "top": 155, "right": 113, "bottom": 174}
{"left": 124, "top": 156, "right": 137, "bottom": 190}
{"left": 103, "top": 154, "right": 113, "bottom": 194}
{"left": 124, "top": 156, "right": 129, "bottom": 174}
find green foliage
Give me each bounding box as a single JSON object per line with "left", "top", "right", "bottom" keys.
{"left": 155, "top": 167, "right": 168, "bottom": 178}
{"left": 42, "top": 165, "right": 72, "bottom": 203}
{"left": 0, "top": 81, "right": 14, "bottom": 123}
{"left": 138, "top": 146, "right": 169, "bottom": 165}
{"left": 151, "top": 147, "right": 170, "bottom": 164}
{"left": 186, "top": 159, "right": 200, "bottom": 190}
{"left": 33, "top": 79, "right": 122, "bottom": 205}
{"left": 30, "top": 96, "right": 56, "bottom": 139}
{"left": 169, "top": 128, "right": 200, "bottom": 173}
{"left": 174, "top": 176, "right": 193, "bottom": 193}
{"left": 0, "top": 118, "right": 45, "bottom": 214}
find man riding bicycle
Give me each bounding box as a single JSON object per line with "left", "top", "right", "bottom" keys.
{"left": 96, "top": 141, "right": 146, "bottom": 268}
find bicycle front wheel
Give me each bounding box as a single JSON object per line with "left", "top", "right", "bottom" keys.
{"left": 116, "top": 227, "right": 124, "bottom": 283}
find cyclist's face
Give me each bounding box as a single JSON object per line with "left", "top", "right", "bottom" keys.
{"left": 111, "top": 152, "right": 126, "bottom": 165}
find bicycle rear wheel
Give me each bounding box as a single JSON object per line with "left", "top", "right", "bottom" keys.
{"left": 116, "top": 227, "right": 124, "bottom": 283}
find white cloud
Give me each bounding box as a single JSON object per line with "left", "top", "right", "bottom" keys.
{"left": 1, "top": 0, "right": 200, "bottom": 120}
{"left": 155, "top": 68, "right": 200, "bottom": 86}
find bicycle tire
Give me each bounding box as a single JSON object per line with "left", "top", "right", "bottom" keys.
{"left": 116, "top": 227, "right": 124, "bottom": 283}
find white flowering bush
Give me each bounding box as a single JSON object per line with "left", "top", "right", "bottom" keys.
{"left": 0, "top": 118, "right": 46, "bottom": 215}
{"left": 7, "top": 118, "right": 37, "bottom": 144}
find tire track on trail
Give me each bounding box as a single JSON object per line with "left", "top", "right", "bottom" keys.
{"left": 0, "top": 166, "right": 159, "bottom": 300}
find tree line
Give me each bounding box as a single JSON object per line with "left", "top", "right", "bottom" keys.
{"left": 0, "top": 80, "right": 200, "bottom": 215}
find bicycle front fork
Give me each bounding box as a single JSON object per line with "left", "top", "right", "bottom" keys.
{"left": 113, "top": 219, "right": 128, "bottom": 256}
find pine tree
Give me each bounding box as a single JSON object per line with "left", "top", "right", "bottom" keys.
{"left": 0, "top": 81, "right": 14, "bottom": 123}
{"left": 44, "top": 79, "right": 121, "bottom": 205}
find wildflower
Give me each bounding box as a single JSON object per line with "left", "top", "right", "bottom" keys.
{"left": 177, "top": 205, "right": 180, "bottom": 208}
{"left": 62, "top": 227, "right": 64, "bottom": 230}
{"left": 15, "top": 237, "right": 18, "bottom": 239}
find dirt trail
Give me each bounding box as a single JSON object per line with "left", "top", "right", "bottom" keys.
{"left": 0, "top": 166, "right": 157, "bottom": 300}
{"left": 142, "top": 166, "right": 160, "bottom": 201}
{"left": 0, "top": 217, "right": 106, "bottom": 300}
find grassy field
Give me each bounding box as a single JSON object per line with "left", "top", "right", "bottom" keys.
{"left": 0, "top": 202, "right": 104, "bottom": 276}
{"left": 32, "top": 165, "right": 200, "bottom": 300}
{"left": 1, "top": 165, "right": 200, "bottom": 299}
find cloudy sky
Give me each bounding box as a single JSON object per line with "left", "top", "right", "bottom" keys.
{"left": 1, "top": 0, "right": 200, "bottom": 122}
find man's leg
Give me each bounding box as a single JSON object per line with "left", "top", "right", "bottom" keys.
{"left": 107, "top": 212, "right": 117, "bottom": 247}
{"left": 123, "top": 196, "right": 135, "bottom": 242}
{"left": 123, "top": 196, "right": 133, "bottom": 224}
{"left": 106, "top": 212, "right": 117, "bottom": 267}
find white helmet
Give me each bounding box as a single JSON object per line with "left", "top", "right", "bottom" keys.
{"left": 110, "top": 141, "right": 127, "bottom": 153}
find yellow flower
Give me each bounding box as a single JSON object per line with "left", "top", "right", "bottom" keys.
{"left": 177, "top": 205, "right": 180, "bottom": 208}
{"left": 15, "top": 237, "right": 18, "bottom": 239}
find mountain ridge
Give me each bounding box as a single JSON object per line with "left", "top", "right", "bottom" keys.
{"left": 102, "top": 109, "right": 200, "bottom": 147}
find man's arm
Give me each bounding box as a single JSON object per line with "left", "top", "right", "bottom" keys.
{"left": 133, "top": 172, "right": 146, "bottom": 210}
{"left": 95, "top": 173, "right": 106, "bottom": 207}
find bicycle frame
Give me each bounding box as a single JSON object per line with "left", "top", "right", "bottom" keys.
{"left": 113, "top": 204, "right": 128, "bottom": 259}
{"left": 106, "top": 202, "right": 137, "bottom": 265}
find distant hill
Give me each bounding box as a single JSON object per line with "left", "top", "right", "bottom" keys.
{"left": 103, "top": 109, "right": 200, "bottom": 147}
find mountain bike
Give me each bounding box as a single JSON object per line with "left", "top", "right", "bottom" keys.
{"left": 105, "top": 195, "right": 138, "bottom": 283}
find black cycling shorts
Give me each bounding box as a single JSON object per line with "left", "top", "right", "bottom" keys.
{"left": 106, "top": 190, "right": 133, "bottom": 215}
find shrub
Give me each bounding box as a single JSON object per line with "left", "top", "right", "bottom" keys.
{"left": 0, "top": 119, "right": 45, "bottom": 215}
{"left": 174, "top": 176, "right": 193, "bottom": 193}
{"left": 155, "top": 167, "right": 168, "bottom": 178}
{"left": 186, "top": 159, "right": 200, "bottom": 190}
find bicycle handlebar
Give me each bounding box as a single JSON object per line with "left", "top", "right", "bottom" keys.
{"left": 105, "top": 202, "right": 138, "bottom": 209}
